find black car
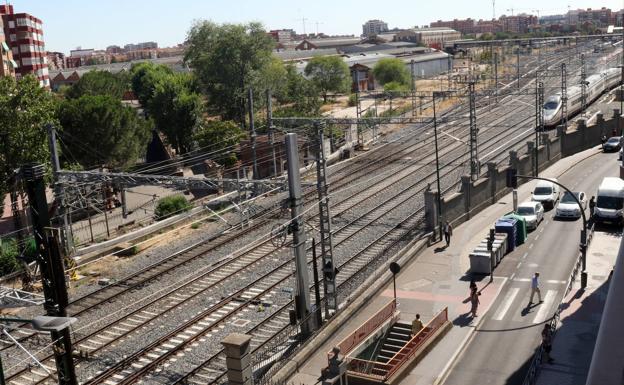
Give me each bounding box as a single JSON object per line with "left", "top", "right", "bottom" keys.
{"left": 603, "top": 136, "right": 622, "bottom": 152}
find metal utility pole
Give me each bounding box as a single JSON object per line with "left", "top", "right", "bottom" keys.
{"left": 581, "top": 54, "right": 587, "bottom": 116}
{"left": 266, "top": 89, "right": 278, "bottom": 176}
{"left": 354, "top": 70, "right": 363, "bottom": 148}
{"left": 517, "top": 47, "right": 521, "bottom": 89}
{"left": 468, "top": 82, "right": 479, "bottom": 181}
{"left": 47, "top": 124, "right": 73, "bottom": 257}
{"left": 561, "top": 63, "right": 568, "bottom": 130}
{"left": 248, "top": 88, "right": 259, "bottom": 181}
{"left": 410, "top": 60, "right": 416, "bottom": 117}
{"left": 536, "top": 82, "right": 544, "bottom": 177}
{"left": 23, "top": 164, "right": 78, "bottom": 385}
{"left": 494, "top": 52, "right": 498, "bottom": 102}
{"left": 432, "top": 92, "right": 443, "bottom": 236}
{"left": 315, "top": 121, "right": 337, "bottom": 317}
{"left": 284, "top": 134, "right": 311, "bottom": 335}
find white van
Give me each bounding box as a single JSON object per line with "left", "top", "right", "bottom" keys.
{"left": 594, "top": 177, "right": 624, "bottom": 226}
{"left": 532, "top": 179, "right": 560, "bottom": 209}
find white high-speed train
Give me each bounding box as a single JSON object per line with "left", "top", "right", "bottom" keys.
{"left": 543, "top": 68, "right": 621, "bottom": 127}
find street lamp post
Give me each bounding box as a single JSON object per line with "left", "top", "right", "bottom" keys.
{"left": 0, "top": 316, "right": 77, "bottom": 385}
{"left": 432, "top": 91, "right": 443, "bottom": 239}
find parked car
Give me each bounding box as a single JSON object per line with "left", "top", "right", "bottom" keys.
{"left": 619, "top": 147, "right": 623, "bottom": 160}
{"left": 603, "top": 136, "right": 622, "bottom": 152}
{"left": 531, "top": 179, "right": 560, "bottom": 209}
{"left": 517, "top": 201, "right": 545, "bottom": 230}
{"left": 556, "top": 191, "right": 587, "bottom": 219}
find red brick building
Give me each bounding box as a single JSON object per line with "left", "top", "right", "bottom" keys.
{"left": 0, "top": 4, "right": 49, "bottom": 87}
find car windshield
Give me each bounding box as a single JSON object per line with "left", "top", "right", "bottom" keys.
{"left": 517, "top": 206, "right": 535, "bottom": 215}
{"left": 561, "top": 192, "right": 580, "bottom": 203}
{"left": 544, "top": 101, "right": 559, "bottom": 110}
{"left": 597, "top": 196, "right": 624, "bottom": 210}
{"left": 607, "top": 138, "right": 620, "bottom": 144}
{"left": 534, "top": 187, "right": 552, "bottom": 195}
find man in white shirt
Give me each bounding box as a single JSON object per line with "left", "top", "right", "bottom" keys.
{"left": 529, "top": 272, "right": 542, "bottom": 305}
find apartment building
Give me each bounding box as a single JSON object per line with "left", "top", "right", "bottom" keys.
{"left": 0, "top": 16, "right": 15, "bottom": 77}
{"left": 0, "top": 4, "right": 48, "bottom": 87}
{"left": 362, "top": 19, "right": 389, "bottom": 37}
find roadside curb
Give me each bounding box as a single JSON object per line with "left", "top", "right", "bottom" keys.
{"left": 272, "top": 235, "right": 431, "bottom": 383}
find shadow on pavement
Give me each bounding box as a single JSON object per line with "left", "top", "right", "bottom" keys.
{"left": 504, "top": 346, "right": 538, "bottom": 385}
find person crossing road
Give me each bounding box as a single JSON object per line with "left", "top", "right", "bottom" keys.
{"left": 529, "top": 272, "right": 542, "bottom": 305}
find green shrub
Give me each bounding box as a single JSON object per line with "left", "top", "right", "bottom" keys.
{"left": 155, "top": 195, "right": 192, "bottom": 220}
{"left": 347, "top": 93, "right": 357, "bottom": 107}
{"left": 0, "top": 238, "right": 22, "bottom": 276}
{"left": 191, "top": 222, "right": 201, "bottom": 229}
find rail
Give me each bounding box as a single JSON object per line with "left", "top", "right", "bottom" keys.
{"left": 335, "top": 299, "right": 397, "bottom": 356}
{"left": 522, "top": 222, "right": 595, "bottom": 385}
{"left": 346, "top": 307, "right": 448, "bottom": 381}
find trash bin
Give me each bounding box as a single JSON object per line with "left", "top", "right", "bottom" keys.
{"left": 469, "top": 251, "right": 492, "bottom": 274}
{"left": 495, "top": 218, "right": 517, "bottom": 252}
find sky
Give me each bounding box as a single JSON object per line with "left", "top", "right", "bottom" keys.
{"left": 8, "top": 0, "right": 624, "bottom": 54}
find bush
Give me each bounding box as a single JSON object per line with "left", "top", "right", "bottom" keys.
{"left": 154, "top": 195, "right": 192, "bottom": 220}
{"left": 0, "top": 238, "right": 22, "bottom": 276}
{"left": 347, "top": 93, "right": 357, "bottom": 107}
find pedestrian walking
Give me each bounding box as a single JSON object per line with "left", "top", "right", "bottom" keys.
{"left": 589, "top": 196, "right": 596, "bottom": 220}
{"left": 541, "top": 324, "right": 554, "bottom": 364}
{"left": 443, "top": 221, "right": 453, "bottom": 247}
{"left": 470, "top": 287, "right": 480, "bottom": 317}
{"left": 411, "top": 314, "right": 424, "bottom": 336}
{"left": 529, "top": 272, "right": 542, "bottom": 305}
{"left": 601, "top": 134, "right": 608, "bottom": 149}
{"left": 469, "top": 278, "right": 477, "bottom": 294}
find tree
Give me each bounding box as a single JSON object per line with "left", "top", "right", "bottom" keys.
{"left": 0, "top": 75, "right": 58, "bottom": 218}
{"left": 304, "top": 56, "right": 351, "bottom": 102}
{"left": 65, "top": 70, "right": 130, "bottom": 99}
{"left": 148, "top": 73, "right": 203, "bottom": 154}
{"left": 372, "top": 58, "right": 410, "bottom": 87}
{"left": 193, "top": 120, "right": 245, "bottom": 167}
{"left": 58, "top": 95, "right": 150, "bottom": 168}
{"left": 184, "top": 21, "right": 275, "bottom": 122}
{"left": 275, "top": 64, "right": 320, "bottom": 116}
{"left": 130, "top": 62, "right": 173, "bottom": 107}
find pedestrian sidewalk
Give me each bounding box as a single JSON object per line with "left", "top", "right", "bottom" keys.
{"left": 287, "top": 143, "right": 603, "bottom": 384}
{"left": 536, "top": 230, "right": 619, "bottom": 385}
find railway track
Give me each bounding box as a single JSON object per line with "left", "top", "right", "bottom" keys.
{"left": 2, "top": 41, "right": 616, "bottom": 384}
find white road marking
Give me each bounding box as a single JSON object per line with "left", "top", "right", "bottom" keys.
{"left": 510, "top": 272, "right": 516, "bottom": 280}
{"left": 522, "top": 252, "right": 528, "bottom": 259}
{"left": 546, "top": 280, "right": 567, "bottom": 284}
{"left": 545, "top": 220, "right": 549, "bottom": 225}
{"left": 533, "top": 290, "right": 557, "bottom": 324}
{"left": 513, "top": 278, "right": 531, "bottom": 282}
{"left": 539, "top": 228, "right": 544, "bottom": 233}
{"left": 529, "top": 243, "right": 534, "bottom": 249}
{"left": 493, "top": 287, "right": 520, "bottom": 321}
{"left": 516, "top": 262, "right": 522, "bottom": 269}
{"left": 535, "top": 234, "right": 540, "bottom": 241}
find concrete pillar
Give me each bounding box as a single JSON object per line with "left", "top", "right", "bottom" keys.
{"left": 509, "top": 150, "right": 519, "bottom": 170}
{"left": 461, "top": 175, "right": 472, "bottom": 219}
{"left": 424, "top": 186, "right": 439, "bottom": 233}
{"left": 222, "top": 333, "right": 252, "bottom": 385}
{"left": 487, "top": 162, "right": 498, "bottom": 203}
{"left": 556, "top": 124, "right": 565, "bottom": 137}
{"left": 541, "top": 133, "right": 550, "bottom": 162}
{"left": 578, "top": 119, "right": 587, "bottom": 148}
{"left": 527, "top": 141, "right": 535, "bottom": 175}
{"left": 617, "top": 86, "right": 624, "bottom": 102}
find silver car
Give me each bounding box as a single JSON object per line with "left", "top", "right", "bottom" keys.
{"left": 517, "top": 201, "right": 545, "bottom": 230}
{"left": 556, "top": 191, "right": 587, "bottom": 219}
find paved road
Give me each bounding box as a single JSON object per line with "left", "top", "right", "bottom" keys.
{"left": 442, "top": 148, "right": 621, "bottom": 385}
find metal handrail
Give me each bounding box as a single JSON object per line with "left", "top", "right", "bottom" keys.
{"left": 346, "top": 307, "right": 449, "bottom": 381}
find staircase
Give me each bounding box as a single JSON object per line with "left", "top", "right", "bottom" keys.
{"left": 375, "top": 321, "right": 412, "bottom": 364}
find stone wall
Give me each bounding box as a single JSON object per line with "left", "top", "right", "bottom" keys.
{"left": 430, "top": 109, "right": 624, "bottom": 229}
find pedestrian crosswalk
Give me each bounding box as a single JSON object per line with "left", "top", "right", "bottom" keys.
{"left": 489, "top": 286, "right": 560, "bottom": 324}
